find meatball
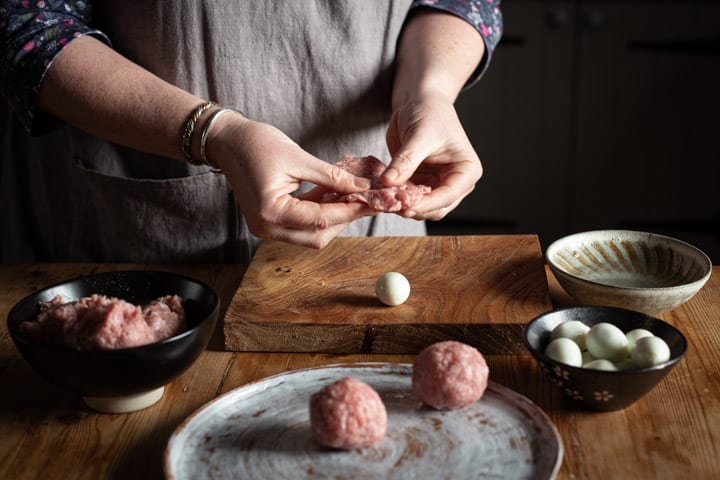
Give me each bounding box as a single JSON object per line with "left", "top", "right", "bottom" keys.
{"left": 412, "top": 341, "right": 489, "bottom": 410}
{"left": 309, "top": 376, "right": 387, "bottom": 450}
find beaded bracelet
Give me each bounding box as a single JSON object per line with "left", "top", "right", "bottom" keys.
{"left": 199, "top": 106, "right": 244, "bottom": 167}
{"left": 181, "top": 100, "right": 217, "bottom": 163}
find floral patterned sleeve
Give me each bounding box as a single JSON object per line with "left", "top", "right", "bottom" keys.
{"left": 0, "top": 0, "right": 110, "bottom": 134}
{"left": 410, "top": 0, "right": 503, "bottom": 87}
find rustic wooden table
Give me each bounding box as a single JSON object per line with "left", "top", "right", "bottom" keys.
{"left": 1, "top": 262, "right": 718, "bottom": 479}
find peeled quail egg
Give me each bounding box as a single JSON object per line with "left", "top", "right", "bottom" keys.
{"left": 581, "top": 351, "right": 597, "bottom": 365}
{"left": 583, "top": 359, "right": 618, "bottom": 371}
{"left": 615, "top": 358, "right": 635, "bottom": 371}
{"left": 626, "top": 328, "right": 654, "bottom": 351}
{"left": 375, "top": 272, "right": 411, "bottom": 306}
{"left": 545, "top": 338, "right": 583, "bottom": 367}
{"left": 586, "top": 322, "right": 629, "bottom": 362}
{"left": 631, "top": 336, "right": 671, "bottom": 368}
{"left": 551, "top": 320, "right": 590, "bottom": 350}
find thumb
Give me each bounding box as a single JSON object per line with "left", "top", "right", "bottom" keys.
{"left": 300, "top": 158, "right": 372, "bottom": 194}
{"left": 380, "top": 135, "right": 434, "bottom": 186}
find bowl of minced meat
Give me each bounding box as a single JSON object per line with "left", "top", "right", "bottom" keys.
{"left": 7, "top": 270, "right": 219, "bottom": 413}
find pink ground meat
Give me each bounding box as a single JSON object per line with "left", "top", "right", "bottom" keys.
{"left": 19, "top": 294, "right": 186, "bottom": 350}
{"left": 309, "top": 376, "right": 387, "bottom": 450}
{"left": 323, "top": 154, "right": 431, "bottom": 212}
{"left": 143, "top": 295, "right": 186, "bottom": 340}
{"left": 412, "top": 341, "right": 489, "bottom": 410}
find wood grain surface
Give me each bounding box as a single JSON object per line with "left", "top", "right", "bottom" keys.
{"left": 1, "top": 259, "right": 719, "bottom": 479}
{"left": 225, "top": 236, "right": 552, "bottom": 354}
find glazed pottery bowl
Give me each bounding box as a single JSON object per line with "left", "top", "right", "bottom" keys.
{"left": 7, "top": 270, "right": 218, "bottom": 413}
{"left": 546, "top": 230, "right": 711, "bottom": 315}
{"left": 524, "top": 306, "right": 687, "bottom": 411}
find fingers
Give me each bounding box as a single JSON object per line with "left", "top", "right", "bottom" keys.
{"left": 295, "top": 158, "right": 372, "bottom": 194}
{"left": 277, "top": 195, "right": 375, "bottom": 230}
{"left": 260, "top": 222, "right": 349, "bottom": 250}
{"left": 380, "top": 136, "right": 432, "bottom": 187}
{"left": 381, "top": 106, "right": 442, "bottom": 186}
{"left": 246, "top": 195, "right": 376, "bottom": 248}
{"left": 295, "top": 185, "right": 331, "bottom": 203}
{"left": 401, "top": 182, "right": 471, "bottom": 220}
{"left": 401, "top": 157, "right": 481, "bottom": 219}
{"left": 216, "top": 119, "right": 377, "bottom": 249}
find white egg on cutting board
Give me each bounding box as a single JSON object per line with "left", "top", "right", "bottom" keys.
{"left": 375, "top": 272, "right": 411, "bottom": 306}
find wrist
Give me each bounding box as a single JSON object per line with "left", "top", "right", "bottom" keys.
{"left": 181, "top": 103, "right": 247, "bottom": 168}
{"left": 392, "top": 84, "right": 456, "bottom": 113}
{"left": 202, "top": 107, "right": 249, "bottom": 169}
{"left": 184, "top": 103, "right": 220, "bottom": 164}
{"left": 392, "top": 9, "right": 484, "bottom": 111}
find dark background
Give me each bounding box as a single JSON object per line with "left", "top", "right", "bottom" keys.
{"left": 428, "top": 0, "right": 720, "bottom": 264}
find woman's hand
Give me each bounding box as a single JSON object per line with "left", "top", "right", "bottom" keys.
{"left": 206, "top": 113, "right": 375, "bottom": 248}
{"left": 384, "top": 9, "right": 486, "bottom": 221}
{"left": 383, "top": 92, "right": 482, "bottom": 220}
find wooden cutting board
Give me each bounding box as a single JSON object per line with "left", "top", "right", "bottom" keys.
{"left": 224, "top": 235, "right": 552, "bottom": 354}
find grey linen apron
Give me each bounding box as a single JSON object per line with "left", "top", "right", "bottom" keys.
{"left": 1, "top": 0, "right": 426, "bottom": 264}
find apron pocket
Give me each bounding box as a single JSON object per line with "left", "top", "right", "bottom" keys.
{"left": 71, "top": 159, "right": 240, "bottom": 263}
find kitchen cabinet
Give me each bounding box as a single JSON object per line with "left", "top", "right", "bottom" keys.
{"left": 433, "top": 1, "right": 720, "bottom": 263}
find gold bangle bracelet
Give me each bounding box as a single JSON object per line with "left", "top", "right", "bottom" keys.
{"left": 199, "top": 106, "right": 244, "bottom": 167}
{"left": 181, "top": 100, "right": 217, "bottom": 163}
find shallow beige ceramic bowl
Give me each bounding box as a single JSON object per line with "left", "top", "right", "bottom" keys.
{"left": 546, "top": 230, "right": 712, "bottom": 315}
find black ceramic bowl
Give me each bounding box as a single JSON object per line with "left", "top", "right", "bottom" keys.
{"left": 524, "top": 306, "right": 687, "bottom": 411}
{"left": 7, "top": 270, "right": 219, "bottom": 413}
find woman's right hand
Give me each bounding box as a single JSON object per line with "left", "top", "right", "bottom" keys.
{"left": 205, "top": 111, "right": 376, "bottom": 248}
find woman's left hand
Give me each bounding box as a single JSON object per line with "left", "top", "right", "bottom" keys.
{"left": 382, "top": 92, "right": 483, "bottom": 221}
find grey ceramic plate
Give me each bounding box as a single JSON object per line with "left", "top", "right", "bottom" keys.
{"left": 164, "top": 363, "right": 562, "bottom": 480}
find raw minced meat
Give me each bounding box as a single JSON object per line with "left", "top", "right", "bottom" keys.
{"left": 309, "top": 376, "right": 387, "bottom": 450}
{"left": 19, "top": 294, "right": 186, "bottom": 350}
{"left": 412, "top": 341, "right": 489, "bottom": 410}
{"left": 142, "top": 294, "right": 186, "bottom": 340}
{"left": 323, "top": 154, "right": 431, "bottom": 212}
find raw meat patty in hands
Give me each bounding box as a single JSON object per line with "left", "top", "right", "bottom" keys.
{"left": 323, "top": 154, "right": 431, "bottom": 212}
